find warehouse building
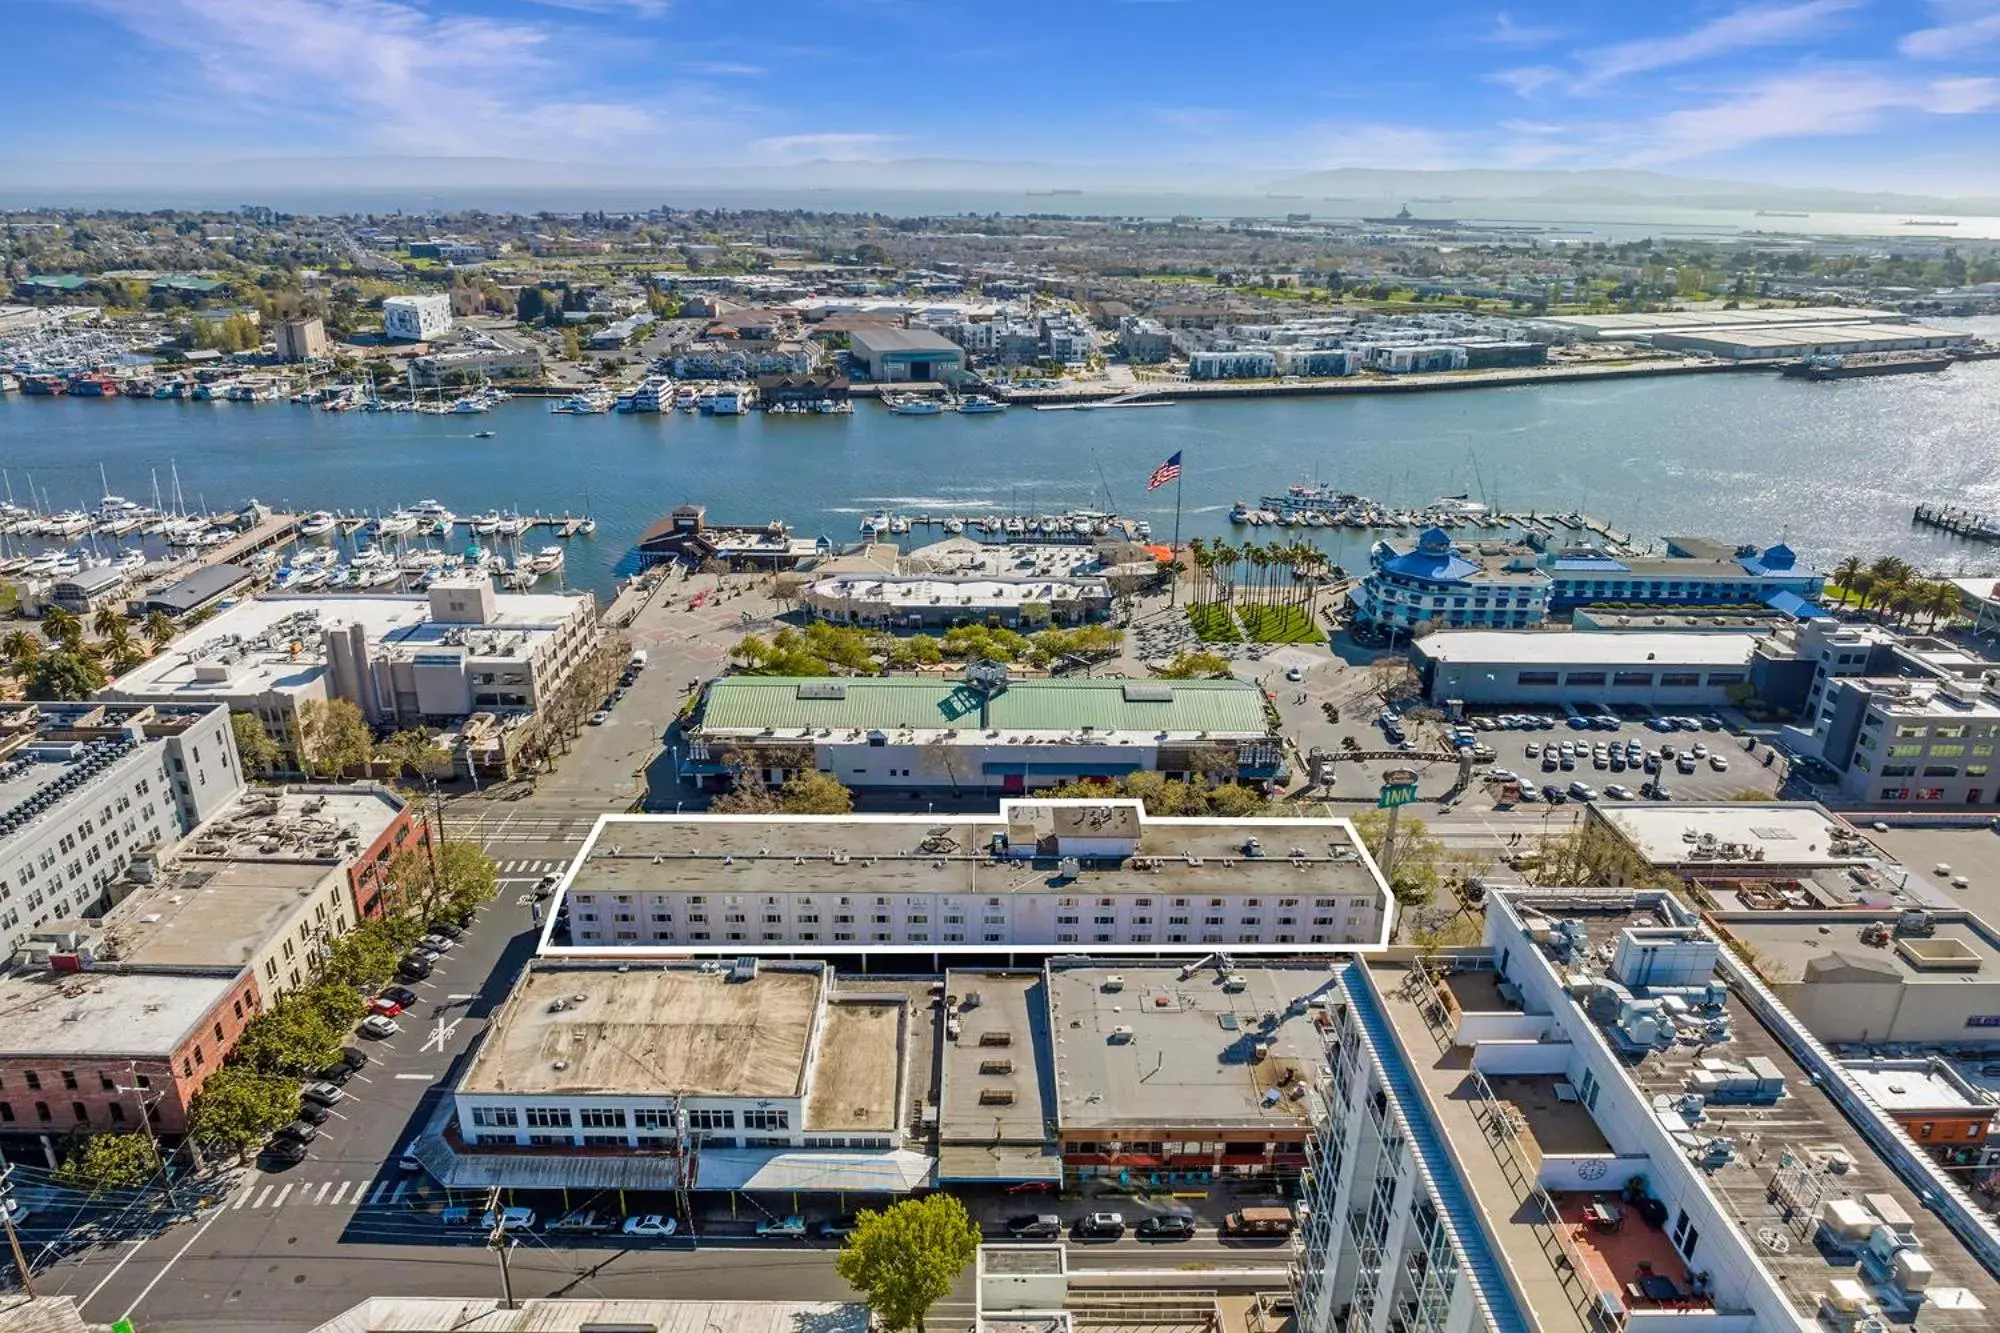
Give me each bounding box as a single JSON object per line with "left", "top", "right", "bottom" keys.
{"left": 545, "top": 799, "right": 1392, "bottom": 955}
{"left": 1651, "top": 323, "right": 1970, "bottom": 360}
{"left": 681, "top": 674, "right": 1282, "bottom": 794}
{"left": 1413, "top": 629, "right": 1760, "bottom": 706}
{"left": 847, "top": 327, "right": 965, "bottom": 382}
{"left": 799, "top": 572, "right": 1112, "bottom": 629}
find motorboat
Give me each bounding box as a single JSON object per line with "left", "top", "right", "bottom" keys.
{"left": 887, "top": 394, "right": 944, "bottom": 415}
{"left": 370, "top": 510, "right": 418, "bottom": 537}
{"left": 470, "top": 511, "right": 501, "bottom": 535}
{"left": 956, "top": 394, "right": 1007, "bottom": 414}
{"left": 298, "top": 511, "right": 337, "bottom": 537}
{"left": 493, "top": 512, "right": 530, "bottom": 538}
{"left": 532, "top": 545, "right": 565, "bottom": 575}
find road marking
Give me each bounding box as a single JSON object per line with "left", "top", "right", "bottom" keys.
{"left": 332, "top": 1181, "right": 354, "bottom": 1204}
{"left": 391, "top": 1180, "right": 411, "bottom": 1204}
{"left": 122, "top": 1205, "right": 226, "bottom": 1320}
{"left": 422, "top": 1017, "right": 465, "bottom": 1053}
{"left": 329, "top": 1109, "right": 350, "bottom": 1120}
{"left": 315, "top": 1182, "right": 334, "bottom": 1204}
{"left": 252, "top": 1185, "right": 274, "bottom": 1208}
{"left": 394, "top": 1072, "right": 434, "bottom": 1081}
{"left": 351, "top": 1073, "right": 374, "bottom": 1084}
{"left": 231, "top": 1171, "right": 261, "bottom": 1209}
{"left": 368, "top": 1181, "right": 390, "bottom": 1205}
{"left": 273, "top": 1184, "right": 293, "bottom": 1207}
{"left": 447, "top": 992, "right": 476, "bottom": 1001}
{"left": 79, "top": 1240, "right": 145, "bottom": 1313}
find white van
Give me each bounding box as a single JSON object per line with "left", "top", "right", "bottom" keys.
{"left": 628, "top": 650, "right": 648, "bottom": 671}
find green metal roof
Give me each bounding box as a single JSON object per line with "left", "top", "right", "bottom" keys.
{"left": 22, "top": 275, "right": 89, "bottom": 290}
{"left": 699, "top": 676, "right": 1268, "bottom": 735}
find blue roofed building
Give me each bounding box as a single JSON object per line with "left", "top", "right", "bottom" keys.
{"left": 1352, "top": 529, "right": 1825, "bottom": 633}
{"left": 1349, "top": 527, "right": 1551, "bottom": 632}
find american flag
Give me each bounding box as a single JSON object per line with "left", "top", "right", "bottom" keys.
{"left": 1147, "top": 451, "right": 1183, "bottom": 491}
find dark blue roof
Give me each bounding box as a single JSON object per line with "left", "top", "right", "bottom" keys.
{"left": 1382, "top": 528, "right": 1478, "bottom": 582}
{"left": 1739, "top": 543, "right": 1800, "bottom": 575}
{"left": 1765, "top": 589, "right": 1831, "bottom": 620}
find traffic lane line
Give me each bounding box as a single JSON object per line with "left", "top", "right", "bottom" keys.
{"left": 75, "top": 1239, "right": 146, "bottom": 1312}
{"left": 120, "top": 1205, "right": 227, "bottom": 1321}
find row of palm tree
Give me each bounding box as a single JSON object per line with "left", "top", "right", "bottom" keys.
{"left": 1183, "top": 537, "right": 1330, "bottom": 617}
{"left": 1828, "top": 555, "right": 1965, "bottom": 630}
{"left": 1, "top": 606, "right": 179, "bottom": 680}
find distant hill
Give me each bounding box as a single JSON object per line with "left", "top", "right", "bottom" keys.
{"left": 1257, "top": 167, "right": 2000, "bottom": 215}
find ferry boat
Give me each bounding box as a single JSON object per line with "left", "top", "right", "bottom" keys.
{"left": 956, "top": 394, "right": 1008, "bottom": 414}
{"left": 298, "top": 511, "right": 337, "bottom": 537}
{"left": 886, "top": 394, "right": 944, "bottom": 416}
{"left": 1260, "top": 481, "right": 1367, "bottom": 516}
{"left": 65, "top": 373, "right": 119, "bottom": 397}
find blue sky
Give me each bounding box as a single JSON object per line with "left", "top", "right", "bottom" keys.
{"left": 10, "top": 0, "right": 2000, "bottom": 191}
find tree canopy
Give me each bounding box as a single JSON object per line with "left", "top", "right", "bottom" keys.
{"left": 231, "top": 712, "right": 284, "bottom": 775}
{"left": 712, "top": 770, "right": 856, "bottom": 815}
{"left": 836, "top": 1194, "right": 981, "bottom": 1333}
{"left": 25, "top": 650, "right": 107, "bottom": 701}
{"left": 1040, "top": 770, "right": 1267, "bottom": 818}
{"left": 1351, "top": 808, "right": 1446, "bottom": 907}
{"left": 58, "top": 1133, "right": 164, "bottom": 1192}
{"left": 188, "top": 1068, "right": 302, "bottom": 1160}
{"left": 297, "top": 697, "right": 372, "bottom": 778}
{"left": 385, "top": 838, "right": 499, "bottom": 925}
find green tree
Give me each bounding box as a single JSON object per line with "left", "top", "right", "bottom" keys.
{"left": 317, "top": 918, "right": 407, "bottom": 990}
{"left": 885, "top": 635, "right": 944, "bottom": 669}
{"left": 386, "top": 839, "right": 498, "bottom": 924}
{"left": 91, "top": 605, "right": 125, "bottom": 639}
{"left": 1831, "top": 556, "right": 1863, "bottom": 606}
{"left": 26, "top": 650, "right": 107, "bottom": 701}
{"left": 145, "top": 610, "right": 178, "bottom": 651}
{"left": 235, "top": 996, "right": 344, "bottom": 1076}
{"left": 776, "top": 770, "right": 854, "bottom": 814}
{"left": 0, "top": 629, "right": 42, "bottom": 674}
{"left": 187, "top": 1068, "right": 302, "bottom": 1161}
{"left": 1352, "top": 808, "right": 1445, "bottom": 907}
{"left": 57, "top": 1133, "right": 165, "bottom": 1192}
{"left": 102, "top": 618, "right": 143, "bottom": 673}
{"left": 1157, "top": 650, "right": 1232, "bottom": 679}
{"left": 39, "top": 606, "right": 84, "bottom": 653}
{"left": 231, "top": 712, "right": 284, "bottom": 775}
{"left": 297, "top": 697, "right": 373, "bottom": 778}
{"left": 836, "top": 1194, "right": 981, "bottom": 1333}
{"left": 376, "top": 727, "right": 451, "bottom": 781}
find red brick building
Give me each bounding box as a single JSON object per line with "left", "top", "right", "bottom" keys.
{"left": 0, "top": 966, "right": 260, "bottom": 1138}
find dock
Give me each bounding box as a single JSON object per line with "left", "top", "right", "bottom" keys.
{"left": 325, "top": 510, "right": 593, "bottom": 537}
{"left": 1914, "top": 503, "right": 2000, "bottom": 543}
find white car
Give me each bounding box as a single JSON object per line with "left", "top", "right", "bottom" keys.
{"left": 483, "top": 1207, "right": 538, "bottom": 1233}
{"left": 1709, "top": 754, "right": 1730, "bottom": 772}
{"left": 588, "top": 710, "right": 612, "bottom": 725}
{"left": 622, "top": 1214, "right": 679, "bottom": 1238}
{"left": 1285, "top": 666, "right": 1304, "bottom": 682}
{"left": 1605, "top": 784, "right": 1636, "bottom": 801}
{"left": 359, "top": 1014, "right": 400, "bottom": 1039}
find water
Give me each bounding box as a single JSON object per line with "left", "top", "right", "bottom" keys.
{"left": 7, "top": 356, "right": 2000, "bottom": 600}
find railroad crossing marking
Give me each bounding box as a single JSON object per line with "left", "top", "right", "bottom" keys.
{"left": 422, "top": 1017, "right": 465, "bottom": 1053}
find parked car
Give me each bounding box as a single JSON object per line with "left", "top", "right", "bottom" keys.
{"left": 757, "top": 1215, "right": 807, "bottom": 1238}
{"left": 588, "top": 710, "right": 612, "bottom": 726}
{"left": 427, "top": 921, "right": 464, "bottom": 940}
{"left": 1284, "top": 666, "right": 1304, "bottom": 682}
{"left": 359, "top": 1015, "right": 400, "bottom": 1039}
{"left": 397, "top": 1148, "right": 424, "bottom": 1173}
{"left": 264, "top": 1138, "right": 308, "bottom": 1166}
{"left": 1701, "top": 715, "right": 1725, "bottom": 731}
{"left": 398, "top": 955, "right": 434, "bottom": 981}
{"left": 1136, "top": 1215, "right": 1198, "bottom": 1240}
{"left": 439, "top": 1207, "right": 477, "bottom": 1227}
{"left": 1709, "top": 754, "right": 1729, "bottom": 772}
{"left": 1006, "top": 1214, "right": 1062, "bottom": 1239}
{"left": 622, "top": 1214, "right": 679, "bottom": 1238}
{"left": 420, "top": 934, "right": 456, "bottom": 954}
{"left": 547, "top": 1210, "right": 613, "bottom": 1235}
{"left": 1568, "top": 781, "right": 1598, "bottom": 802}
{"left": 274, "top": 1120, "right": 319, "bottom": 1144}
{"left": 380, "top": 985, "right": 420, "bottom": 1010}
{"left": 1074, "top": 1212, "right": 1126, "bottom": 1239}
{"left": 818, "top": 1214, "right": 862, "bottom": 1238}
{"left": 482, "top": 1208, "right": 538, "bottom": 1233}
{"left": 317, "top": 1060, "right": 358, "bottom": 1085}
{"left": 1605, "top": 785, "right": 1636, "bottom": 801}
{"left": 295, "top": 1101, "right": 332, "bottom": 1126}
{"left": 369, "top": 996, "right": 405, "bottom": 1018}
{"left": 301, "top": 1081, "right": 346, "bottom": 1107}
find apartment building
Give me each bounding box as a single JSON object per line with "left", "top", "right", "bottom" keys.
{"left": 1189, "top": 349, "right": 1277, "bottom": 380}
{"left": 1350, "top": 528, "right": 1550, "bottom": 631}
{"left": 382, "top": 294, "right": 453, "bottom": 341}
{"left": 1292, "top": 888, "right": 2000, "bottom": 1333}
{"left": 546, "top": 800, "right": 1392, "bottom": 956}
{"left": 0, "top": 702, "right": 240, "bottom": 959}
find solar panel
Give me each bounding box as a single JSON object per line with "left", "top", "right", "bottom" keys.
{"left": 1122, "top": 683, "right": 1175, "bottom": 702}
{"left": 796, "top": 682, "right": 846, "bottom": 700}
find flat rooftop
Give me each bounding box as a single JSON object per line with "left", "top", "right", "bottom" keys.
{"left": 110, "top": 591, "right": 587, "bottom": 698}
{"left": 1716, "top": 913, "right": 2000, "bottom": 985}
{"left": 179, "top": 786, "right": 403, "bottom": 861}
{"left": 801, "top": 999, "right": 904, "bottom": 1133}
{"left": 462, "top": 962, "right": 825, "bottom": 1098}
{"left": 1593, "top": 801, "right": 1874, "bottom": 870}
{"left": 1532, "top": 898, "right": 2000, "bottom": 1330}
{"left": 0, "top": 969, "right": 237, "bottom": 1059}
{"left": 1664, "top": 323, "right": 1968, "bottom": 349}
{"left": 1845, "top": 1061, "right": 1990, "bottom": 1112}
{"left": 940, "top": 971, "right": 1055, "bottom": 1143}
{"left": 1417, "top": 630, "right": 1758, "bottom": 667}
{"left": 99, "top": 859, "right": 336, "bottom": 968}
{"left": 1539, "top": 307, "right": 1902, "bottom": 336}
{"left": 694, "top": 676, "right": 1271, "bottom": 741}
{"left": 904, "top": 538, "right": 1109, "bottom": 579}
{"left": 564, "top": 808, "right": 1388, "bottom": 921}
{"left": 1043, "top": 963, "right": 1338, "bottom": 1131}
{"left": 0, "top": 702, "right": 215, "bottom": 834}
{"left": 308, "top": 1298, "right": 871, "bottom": 1333}
{"left": 806, "top": 575, "right": 1110, "bottom": 609}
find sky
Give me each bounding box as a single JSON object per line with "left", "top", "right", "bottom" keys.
{"left": 8, "top": 0, "right": 2000, "bottom": 194}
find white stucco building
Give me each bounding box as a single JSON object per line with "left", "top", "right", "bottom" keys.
{"left": 382, "top": 294, "right": 453, "bottom": 341}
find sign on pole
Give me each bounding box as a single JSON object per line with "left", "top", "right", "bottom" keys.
{"left": 1377, "top": 767, "right": 1421, "bottom": 809}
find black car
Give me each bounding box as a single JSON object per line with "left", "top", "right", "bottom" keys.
{"left": 1136, "top": 1215, "right": 1198, "bottom": 1240}
{"left": 339, "top": 1046, "right": 369, "bottom": 1071}
{"left": 295, "top": 1101, "right": 333, "bottom": 1126}
{"left": 380, "top": 985, "right": 420, "bottom": 1010}
{"left": 397, "top": 955, "right": 434, "bottom": 981}
{"left": 1005, "top": 1214, "right": 1062, "bottom": 1239}
{"left": 264, "top": 1138, "right": 308, "bottom": 1167}
{"left": 427, "top": 922, "right": 464, "bottom": 941}
{"left": 317, "top": 1061, "right": 358, "bottom": 1085}
{"left": 275, "top": 1120, "right": 320, "bottom": 1144}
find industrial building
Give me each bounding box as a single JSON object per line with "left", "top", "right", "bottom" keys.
{"left": 0, "top": 702, "right": 241, "bottom": 960}
{"left": 545, "top": 800, "right": 1392, "bottom": 955}
{"left": 680, "top": 674, "right": 1284, "bottom": 794}
{"left": 1533, "top": 306, "right": 1910, "bottom": 340}
{"left": 275, "top": 316, "right": 330, "bottom": 362}
{"left": 1651, "top": 323, "right": 1970, "bottom": 360}
{"left": 1291, "top": 888, "right": 2000, "bottom": 1333}
{"left": 798, "top": 571, "right": 1113, "bottom": 629}
{"left": 104, "top": 581, "right": 599, "bottom": 765}
{"left": 418, "top": 959, "right": 931, "bottom": 1195}
{"left": 381, "top": 293, "right": 452, "bottom": 342}
{"left": 847, "top": 327, "right": 966, "bottom": 382}
{"left": 1413, "top": 629, "right": 1759, "bottom": 706}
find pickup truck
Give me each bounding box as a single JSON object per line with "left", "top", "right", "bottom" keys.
{"left": 757, "top": 1215, "right": 807, "bottom": 1238}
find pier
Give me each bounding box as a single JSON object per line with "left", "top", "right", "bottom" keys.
{"left": 1914, "top": 503, "right": 2000, "bottom": 543}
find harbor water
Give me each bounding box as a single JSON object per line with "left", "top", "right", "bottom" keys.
{"left": 6, "top": 349, "right": 2000, "bottom": 601}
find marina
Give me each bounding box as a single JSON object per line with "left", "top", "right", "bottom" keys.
{"left": 5, "top": 341, "right": 2000, "bottom": 603}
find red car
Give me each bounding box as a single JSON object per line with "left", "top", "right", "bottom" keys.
{"left": 369, "top": 996, "right": 406, "bottom": 1017}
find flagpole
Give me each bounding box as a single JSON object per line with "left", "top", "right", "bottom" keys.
{"left": 1170, "top": 459, "right": 1185, "bottom": 607}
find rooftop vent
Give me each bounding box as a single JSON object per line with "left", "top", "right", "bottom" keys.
{"left": 797, "top": 681, "right": 846, "bottom": 700}
{"left": 1122, "top": 683, "right": 1174, "bottom": 703}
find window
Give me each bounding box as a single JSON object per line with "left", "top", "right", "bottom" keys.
{"left": 686, "top": 1109, "right": 734, "bottom": 1130}
{"left": 523, "top": 1107, "right": 572, "bottom": 1128}
{"left": 633, "top": 1109, "right": 675, "bottom": 1130}
{"left": 1564, "top": 672, "right": 1607, "bottom": 686}
{"left": 472, "top": 1106, "right": 519, "bottom": 1127}
{"left": 579, "top": 1108, "right": 627, "bottom": 1129}
{"left": 1671, "top": 1208, "right": 1700, "bottom": 1261}
{"left": 34, "top": 1102, "right": 50, "bottom": 1123}
{"left": 24, "top": 1072, "right": 39, "bottom": 1091}
{"left": 61, "top": 1070, "right": 77, "bottom": 1091}
{"left": 71, "top": 1101, "right": 88, "bottom": 1124}
{"left": 744, "top": 1108, "right": 790, "bottom": 1131}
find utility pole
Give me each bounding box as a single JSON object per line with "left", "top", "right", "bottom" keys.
{"left": 0, "top": 1165, "right": 35, "bottom": 1297}
{"left": 485, "top": 1186, "right": 515, "bottom": 1309}
{"left": 121, "top": 1064, "right": 181, "bottom": 1213}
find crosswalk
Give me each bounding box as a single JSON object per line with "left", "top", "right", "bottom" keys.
{"left": 231, "top": 1178, "right": 421, "bottom": 1210}
{"left": 497, "top": 859, "right": 567, "bottom": 878}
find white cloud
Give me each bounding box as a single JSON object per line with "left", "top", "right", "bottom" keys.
{"left": 682, "top": 61, "right": 767, "bottom": 76}
{"left": 1480, "top": 12, "right": 1567, "bottom": 47}
{"left": 751, "top": 133, "right": 902, "bottom": 162}
{"left": 1623, "top": 69, "right": 2000, "bottom": 163}
{"left": 1902, "top": 1, "right": 2000, "bottom": 58}
{"left": 1577, "top": 0, "right": 1862, "bottom": 88}
{"left": 1491, "top": 65, "right": 1561, "bottom": 97}
{"left": 75, "top": 0, "right": 740, "bottom": 156}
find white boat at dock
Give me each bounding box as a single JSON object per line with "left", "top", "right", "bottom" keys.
{"left": 886, "top": 394, "right": 944, "bottom": 415}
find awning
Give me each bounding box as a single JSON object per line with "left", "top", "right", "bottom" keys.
{"left": 935, "top": 1144, "right": 1065, "bottom": 1184}
{"left": 694, "top": 1148, "right": 935, "bottom": 1193}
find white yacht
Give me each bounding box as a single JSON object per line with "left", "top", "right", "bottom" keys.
{"left": 298, "top": 511, "right": 337, "bottom": 537}
{"left": 531, "top": 545, "right": 565, "bottom": 575}
{"left": 956, "top": 394, "right": 1007, "bottom": 414}
{"left": 370, "top": 510, "right": 418, "bottom": 537}
{"left": 470, "top": 511, "right": 501, "bottom": 536}
{"left": 887, "top": 394, "right": 944, "bottom": 415}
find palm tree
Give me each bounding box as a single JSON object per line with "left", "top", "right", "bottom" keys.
{"left": 39, "top": 607, "right": 83, "bottom": 653}
{"left": 1888, "top": 582, "right": 1921, "bottom": 627}
{"left": 1831, "top": 555, "right": 1863, "bottom": 607}
{"left": 0, "top": 630, "right": 41, "bottom": 674}
{"left": 144, "top": 610, "right": 176, "bottom": 651}
{"left": 1868, "top": 555, "right": 1913, "bottom": 590}
{"left": 91, "top": 605, "right": 124, "bottom": 640}
{"left": 1925, "top": 580, "right": 1964, "bottom": 629}
{"left": 101, "top": 618, "right": 134, "bottom": 670}
{"left": 1846, "top": 570, "right": 1876, "bottom": 618}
